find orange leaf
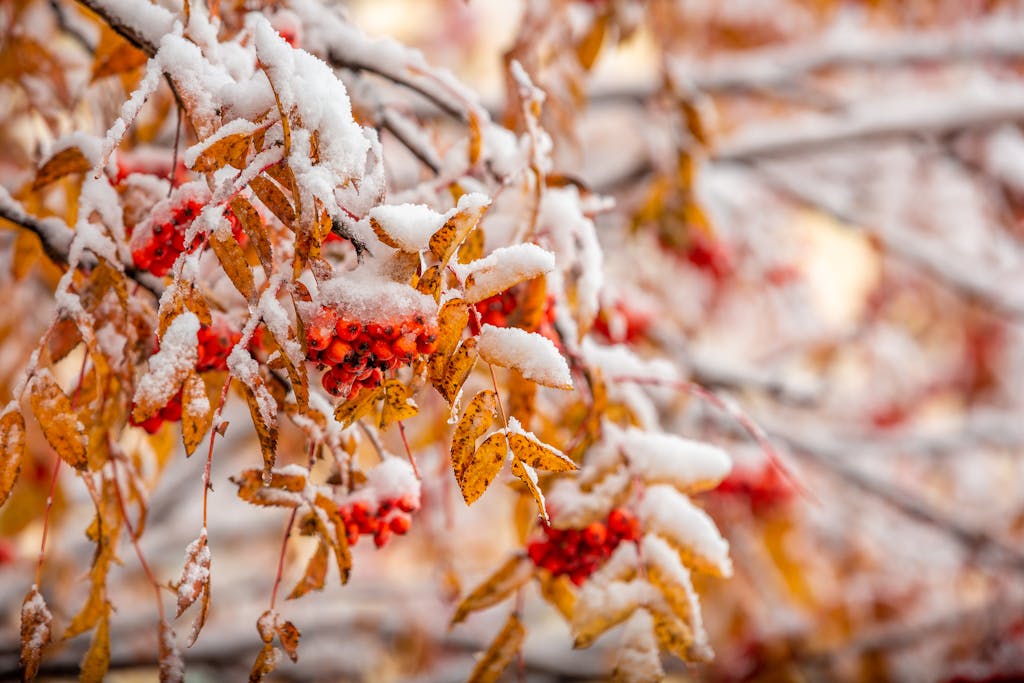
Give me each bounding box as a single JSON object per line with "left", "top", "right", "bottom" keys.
{"left": 451, "top": 555, "right": 533, "bottom": 624}
{"left": 415, "top": 264, "right": 443, "bottom": 300}
{"left": 429, "top": 298, "right": 469, "bottom": 375}
{"left": 576, "top": 11, "right": 608, "bottom": 70}
{"left": 79, "top": 603, "right": 111, "bottom": 683}
{"left": 507, "top": 432, "right": 575, "bottom": 472}
{"left": 229, "top": 197, "right": 273, "bottom": 276}
{"left": 510, "top": 457, "right": 548, "bottom": 523}
{"left": 181, "top": 372, "right": 212, "bottom": 457}
{"left": 29, "top": 370, "right": 86, "bottom": 469}
{"left": 33, "top": 146, "right": 90, "bottom": 190}
{"left": 287, "top": 539, "right": 328, "bottom": 600}
{"left": 429, "top": 199, "right": 488, "bottom": 266}
{"left": 209, "top": 229, "right": 255, "bottom": 302}
{"left": 249, "top": 642, "right": 278, "bottom": 683}
{"left": 467, "top": 612, "right": 525, "bottom": 683}
{"left": 379, "top": 379, "right": 417, "bottom": 430}
{"left": 468, "top": 111, "right": 483, "bottom": 167}
{"left": 456, "top": 430, "right": 507, "bottom": 506}
{"left": 0, "top": 410, "right": 25, "bottom": 506}
{"left": 250, "top": 175, "right": 295, "bottom": 228}
{"left": 92, "top": 39, "right": 147, "bottom": 80}
{"left": 19, "top": 586, "right": 52, "bottom": 680}
{"left": 450, "top": 390, "right": 497, "bottom": 493}
{"left": 536, "top": 572, "right": 576, "bottom": 620}
{"left": 191, "top": 131, "right": 251, "bottom": 173}
{"left": 437, "top": 337, "right": 478, "bottom": 404}
{"left": 276, "top": 619, "right": 301, "bottom": 663}
{"left": 230, "top": 467, "right": 306, "bottom": 508}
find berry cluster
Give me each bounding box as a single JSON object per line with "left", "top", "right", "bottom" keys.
{"left": 130, "top": 318, "right": 241, "bottom": 434}
{"left": 594, "top": 299, "right": 652, "bottom": 345}
{"left": 306, "top": 308, "right": 439, "bottom": 400}
{"left": 338, "top": 495, "right": 418, "bottom": 548}
{"left": 131, "top": 198, "right": 243, "bottom": 277}
{"left": 712, "top": 463, "right": 794, "bottom": 513}
{"left": 527, "top": 508, "right": 640, "bottom": 586}
{"left": 470, "top": 288, "right": 559, "bottom": 343}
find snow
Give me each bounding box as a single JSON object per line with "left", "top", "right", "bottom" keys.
{"left": 477, "top": 324, "right": 572, "bottom": 389}
{"left": 133, "top": 313, "right": 199, "bottom": 410}
{"left": 455, "top": 243, "right": 556, "bottom": 304}
{"left": 183, "top": 118, "right": 259, "bottom": 169}
{"left": 573, "top": 579, "right": 657, "bottom": 639}
{"left": 619, "top": 427, "right": 732, "bottom": 492}
{"left": 581, "top": 339, "right": 679, "bottom": 385}
{"left": 637, "top": 485, "right": 732, "bottom": 578}
{"left": 613, "top": 609, "right": 664, "bottom": 683}
{"left": 317, "top": 269, "right": 437, "bottom": 323}
{"left": 545, "top": 469, "right": 631, "bottom": 528}
{"left": 367, "top": 203, "right": 446, "bottom": 251}
{"left": 21, "top": 585, "right": 52, "bottom": 653}
{"left": 341, "top": 457, "right": 420, "bottom": 509}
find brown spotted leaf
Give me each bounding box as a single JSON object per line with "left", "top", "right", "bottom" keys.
{"left": 450, "top": 390, "right": 497, "bottom": 493}
{"left": 19, "top": 586, "right": 52, "bottom": 680}
{"left": 249, "top": 642, "right": 278, "bottom": 683}
{"left": 451, "top": 555, "right": 533, "bottom": 625}
{"left": 287, "top": 539, "right": 328, "bottom": 600}
{"left": 192, "top": 132, "right": 251, "bottom": 173}
{"left": 333, "top": 385, "right": 383, "bottom": 429}
{"left": 209, "top": 229, "right": 255, "bottom": 302}
{"left": 30, "top": 370, "right": 86, "bottom": 469}
{"left": 250, "top": 175, "right": 295, "bottom": 228}
{"left": 510, "top": 457, "right": 549, "bottom": 523}
{"left": 80, "top": 603, "right": 111, "bottom": 683}
{"left": 379, "top": 379, "right": 417, "bottom": 430}
{"left": 276, "top": 619, "right": 301, "bottom": 663}
{"left": 467, "top": 612, "right": 525, "bottom": 683}
{"left": 229, "top": 197, "right": 273, "bottom": 276}
{"left": 0, "top": 410, "right": 25, "bottom": 506}
{"left": 507, "top": 432, "right": 575, "bottom": 472}
{"left": 428, "top": 298, "right": 470, "bottom": 380}
{"left": 429, "top": 199, "right": 488, "bottom": 266}
{"left": 437, "top": 337, "right": 478, "bottom": 404}
{"left": 181, "top": 373, "right": 212, "bottom": 457}
{"left": 456, "top": 430, "right": 507, "bottom": 506}
{"left": 240, "top": 381, "right": 279, "bottom": 483}
{"left": 649, "top": 606, "right": 697, "bottom": 663}
{"left": 415, "top": 264, "right": 443, "bottom": 299}
{"left": 230, "top": 468, "right": 306, "bottom": 508}
{"left": 33, "top": 146, "right": 90, "bottom": 189}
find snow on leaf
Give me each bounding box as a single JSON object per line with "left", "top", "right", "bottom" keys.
{"left": 249, "top": 642, "right": 280, "bottom": 683}
{"left": 33, "top": 146, "right": 90, "bottom": 190}
{"left": 19, "top": 585, "right": 52, "bottom": 680}
{"left": 429, "top": 193, "right": 490, "bottom": 266}
{"left": 133, "top": 313, "right": 200, "bottom": 423}
{"left": 437, "top": 337, "right": 478, "bottom": 404}
{"left": 573, "top": 579, "right": 653, "bottom": 649}
{"left": 0, "top": 410, "right": 26, "bottom": 506}
{"left": 187, "top": 122, "right": 255, "bottom": 173}
{"left": 429, "top": 298, "right": 470, "bottom": 378}
{"left": 229, "top": 197, "right": 273, "bottom": 276}
{"left": 619, "top": 428, "right": 731, "bottom": 493}
{"left": 506, "top": 417, "right": 575, "bottom": 472}
{"left": 638, "top": 485, "right": 732, "bottom": 578}
{"left": 230, "top": 467, "right": 306, "bottom": 508}
{"left": 80, "top": 602, "right": 112, "bottom": 683}
{"left": 379, "top": 379, "right": 417, "bottom": 430}
{"left": 545, "top": 470, "right": 632, "bottom": 529}
{"left": 642, "top": 533, "right": 712, "bottom": 662}
{"left": 510, "top": 456, "right": 549, "bottom": 523}
{"left": 457, "top": 244, "right": 555, "bottom": 304}
{"left": 30, "top": 369, "right": 87, "bottom": 470}
{"left": 450, "top": 390, "right": 498, "bottom": 491}
{"left": 456, "top": 430, "right": 507, "bottom": 506}
{"left": 287, "top": 538, "right": 329, "bottom": 600}
{"left": 368, "top": 203, "right": 447, "bottom": 252}
{"left": 467, "top": 612, "right": 525, "bottom": 683}
{"left": 478, "top": 324, "right": 572, "bottom": 389}
{"left": 451, "top": 555, "right": 534, "bottom": 625}
{"left": 158, "top": 619, "right": 184, "bottom": 683}
{"left": 611, "top": 609, "right": 664, "bottom": 683}
{"left": 277, "top": 619, "right": 301, "bottom": 663}
{"left": 176, "top": 530, "right": 211, "bottom": 645}
{"left": 536, "top": 572, "right": 576, "bottom": 620}
{"left": 182, "top": 372, "right": 212, "bottom": 457}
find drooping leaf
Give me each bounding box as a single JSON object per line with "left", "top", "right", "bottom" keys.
{"left": 181, "top": 372, "right": 212, "bottom": 457}
{"left": 429, "top": 198, "right": 488, "bottom": 267}
{"left": 430, "top": 298, "right": 469, "bottom": 370}
{"left": 313, "top": 493, "right": 352, "bottom": 584}
{"left": 30, "top": 371, "right": 86, "bottom": 469}
{"left": 176, "top": 532, "right": 211, "bottom": 648}
{"left": 249, "top": 642, "right": 278, "bottom": 683}
{"left": 0, "top": 410, "right": 26, "bottom": 506}
{"left": 250, "top": 175, "right": 295, "bottom": 228}
{"left": 333, "top": 385, "right": 383, "bottom": 429}
{"left": 451, "top": 555, "right": 533, "bottom": 625}
{"left": 240, "top": 380, "right": 279, "bottom": 483}
{"left": 437, "top": 337, "right": 478, "bottom": 404}
{"left": 379, "top": 379, "right": 418, "bottom": 430}
{"left": 158, "top": 619, "right": 184, "bottom": 683}
{"left": 79, "top": 603, "right": 111, "bottom": 683}
{"left": 510, "top": 457, "right": 548, "bottom": 523}
{"left": 415, "top": 264, "right": 443, "bottom": 299}
{"left": 33, "top": 146, "right": 90, "bottom": 189}
{"left": 19, "top": 585, "right": 52, "bottom": 680}
{"left": 455, "top": 430, "right": 507, "bottom": 506}
{"left": 450, "top": 390, "right": 497, "bottom": 491}
{"left": 576, "top": 11, "right": 608, "bottom": 70}
{"left": 276, "top": 619, "right": 301, "bottom": 663}
{"left": 467, "top": 612, "right": 525, "bottom": 683}
{"left": 230, "top": 467, "right": 306, "bottom": 508}
{"left": 209, "top": 229, "right": 256, "bottom": 302}
{"left": 536, "top": 572, "right": 576, "bottom": 620}
{"left": 467, "top": 111, "right": 484, "bottom": 167}
{"left": 229, "top": 197, "right": 273, "bottom": 276}
{"left": 287, "top": 539, "right": 328, "bottom": 600}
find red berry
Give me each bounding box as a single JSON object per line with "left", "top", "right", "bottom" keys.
{"left": 393, "top": 335, "right": 418, "bottom": 361}
{"left": 322, "top": 339, "right": 352, "bottom": 366}
{"left": 527, "top": 541, "right": 549, "bottom": 565}
{"left": 336, "top": 319, "right": 361, "bottom": 341}
{"left": 583, "top": 522, "right": 607, "bottom": 548}
{"left": 370, "top": 339, "right": 394, "bottom": 361}
{"left": 139, "top": 415, "right": 164, "bottom": 434}
{"left": 389, "top": 513, "right": 411, "bottom": 535}
{"left": 396, "top": 495, "right": 417, "bottom": 512}
{"left": 374, "top": 524, "right": 392, "bottom": 548}
{"left": 569, "top": 569, "right": 590, "bottom": 586}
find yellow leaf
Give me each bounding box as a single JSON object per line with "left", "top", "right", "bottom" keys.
{"left": 30, "top": 371, "right": 86, "bottom": 469}
{"left": 649, "top": 606, "right": 700, "bottom": 662}
{"left": 230, "top": 467, "right": 306, "bottom": 508}
{"left": 0, "top": 410, "right": 25, "bottom": 506}
{"left": 229, "top": 197, "right": 273, "bottom": 276}
{"left": 250, "top": 175, "right": 295, "bottom": 228}
{"left": 33, "top": 146, "right": 90, "bottom": 190}
{"left": 468, "top": 111, "right": 483, "bottom": 167}
{"left": 455, "top": 430, "right": 507, "bottom": 506}
{"left": 458, "top": 225, "right": 484, "bottom": 264}
{"left": 11, "top": 230, "right": 41, "bottom": 280}
{"left": 379, "top": 379, "right": 418, "bottom": 430}
{"left": 287, "top": 538, "right": 328, "bottom": 600}
{"left": 506, "top": 370, "right": 536, "bottom": 426}
{"left": 507, "top": 433, "right": 575, "bottom": 472}
{"left": 429, "top": 298, "right": 469, "bottom": 378}
{"left": 510, "top": 457, "right": 548, "bottom": 523}
{"left": 576, "top": 11, "right": 608, "bottom": 70}
{"left": 415, "top": 264, "right": 443, "bottom": 299}
{"left": 429, "top": 201, "right": 488, "bottom": 267}
{"left": 209, "top": 229, "right": 255, "bottom": 302}
{"left": 450, "top": 390, "right": 497, "bottom": 492}
{"left": 437, "top": 337, "right": 478, "bottom": 404}
{"left": 451, "top": 555, "right": 533, "bottom": 625}
{"left": 182, "top": 372, "right": 212, "bottom": 457}
{"left": 370, "top": 217, "right": 402, "bottom": 250}
{"left": 572, "top": 587, "right": 637, "bottom": 648}
{"left": 536, "top": 572, "right": 576, "bottom": 620}
{"left": 79, "top": 603, "right": 111, "bottom": 683}
{"left": 192, "top": 131, "right": 251, "bottom": 173}
{"left": 467, "top": 612, "right": 525, "bottom": 683}
{"left": 333, "top": 385, "right": 383, "bottom": 429}
{"left": 158, "top": 281, "right": 210, "bottom": 338}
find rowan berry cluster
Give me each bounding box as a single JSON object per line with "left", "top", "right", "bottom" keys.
{"left": 131, "top": 197, "right": 243, "bottom": 277}
{"left": 306, "top": 308, "right": 439, "bottom": 400}
{"left": 338, "top": 495, "right": 418, "bottom": 548}
{"left": 470, "top": 288, "right": 559, "bottom": 343}
{"left": 527, "top": 508, "right": 641, "bottom": 586}
{"left": 712, "top": 463, "right": 793, "bottom": 513}
{"left": 130, "top": 318, "right": 241, "bottom": 434}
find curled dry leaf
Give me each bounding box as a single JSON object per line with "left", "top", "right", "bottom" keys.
{"left": 19, "top": 585, "right": 52, "bottom": 680}
{"left": 452, "top": 554, "right": 534, "bottom": 625}
{"left": 467, "top": 612, "right": 525, "bottom": 683}
{"left": 0, "top": 410, "right": 26, "bottom": 506}
{"left": 231, "top": 467, "right": 307, "bottom": 508}
{"left": 30, "top": 370, "right": 87, "bottom": 470}
{"left": 287, "top": 538, "right": 329, "bottom": 600}
{"left": 33, "top": 146, "right": 90, "bottom": 189}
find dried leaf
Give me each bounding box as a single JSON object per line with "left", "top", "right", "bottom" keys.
{"left": 429, "top": 298, "right": 469, "bottom": 378}
{"left": 437, "top": 337, "right": 478, "bottom": 404}
{"left": 249, "top": 642, "right": 278, "bottom": 683}
{"left": 507, "top": 433, "right": 575, "bottom": 472}
{"left": 19, "top": 586, "right": 52, "bottom": 680}
{"left": 450, "top": 390, "right": 497, "bottom": 492}
{"left": 429, "top": 201, "right": 487, "bottom": 266}
{"left": 30, "top": 371, "right": 86, "bottom": 469}
{"left": 241, "top": 382, "right": 279, "bottom": 482}
{"left": 91, "top": 30, "right": 146, "bottom": 81}
{"left": 276, "top": 619, "right": 301, "bottom": 663}
{"left": 313, "top": 493, "right": 352, "bottom": 584}
{"left": 379, "top": 379, "right": 418, "bottom": 430}
{"left": 333, "top": 385, "right": 383, "bottom": 429}
{"left": 456, "top": 430, "right": 507, "bottom": 506}
{"left": 181, "top": 372, "right": 212, "bottom": 457}
{"left": 572, "top": 590, "right": 637, "bottom": 648}
{"left": 576, "top": 11, "right": 608, "bottom": 70}
{"left": 467, "top": 612, "right": 525, "bottom": 683}
{"left": 209, "top": 229, "right": 255, "bottom": 302}
{"left": 415, "top": 264, "right": 443, "bottom": 299}
{"left": 0, "top": 410, "right": 25, "bottom": 506}
{"left": 229, "top": 197, "right": 273, "bottom": 276}
{"left": 649, "top": 607, "right": 696, "bottom": 662}
{"left": 458, "top": 226, "right": 485, "bottom": 264}
{"left": 158, "top": 282, "right": 210, "bottom": 338}
{"left": 468, "top": 111, "right": 483, "bottom": 167}
{"left": 158, "top": 619, "right": 184, "bottom": 683}
{"left": 33, "top": 146, "right": 90, "bottom": 189}
{"left": 250, "top": 175, "right": 295, "bottom": 228}
{"left": 510, "top": 457, "right": 548, "bottom": 523}
{"left": 536, "top": 572, "right": 576, "bottom": 620}
{"left": 80, "top": 603, "right": 111, "bottom": 683}
{"left": 452, "top": 555, "right": 533, "bottom": 625}
{"left": 287, "top": 539, "right": 328, "bottom": 600}
{"left": 192, "top": 132, "right": 251, "bottom": 173}
{"left": 231, "top": 467, "right": 306, "bottom": 508}
{"left": 175, "top": 532, "right": 210, "bottom": 631}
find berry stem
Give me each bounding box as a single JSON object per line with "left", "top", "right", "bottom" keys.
{"left": 396, "top": 420, "right": 420, "bottom": 479}
{"left": 111, "top": 455, "right": 166, "bottom": 622}
{"left": 269, "top": 508, "right": 297, "bottom": 611}
{"left": 202, "top": 376, "right": 233, "bottom": 530}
